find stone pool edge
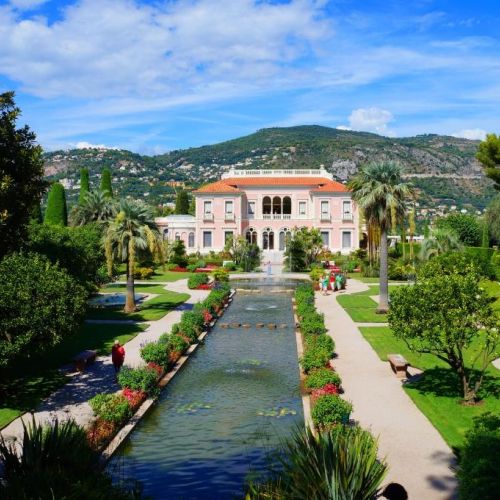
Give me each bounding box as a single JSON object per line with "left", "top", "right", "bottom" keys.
{"left": 99, "top": 289, "right": 236, "bottom": 466}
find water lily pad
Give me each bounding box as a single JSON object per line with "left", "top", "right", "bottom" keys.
{"left": 257, "top": 406, "right": 297, "bottom": 418}
{"left": 176, "top": 401, "right": 213, "bottom": 414}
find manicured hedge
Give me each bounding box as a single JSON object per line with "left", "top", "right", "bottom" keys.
{"left": 188, "top": 272, "right": 209, "bottom": 289}
{"left": 312, "top": 394, "right": 352, "bottom": 428}
{"left": 304, "top": 368, "right": 341, "bottom": 390}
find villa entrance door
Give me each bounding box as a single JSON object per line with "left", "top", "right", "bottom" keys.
{"left": 262, "top": 228, "right": 275, "bottom": 250}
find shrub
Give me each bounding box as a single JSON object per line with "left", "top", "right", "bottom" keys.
{"left": 117, "top": 366, "right": 159, "bottom": 396}
{"left": 305, "top": 334, "right": 334, "bottom": 357}
{"left": 212, "top": 268, "right": 229, "bottom": 282}
{"left": 187, "top": 273, "right": 209, "bottom": 289}
{"left": 458, "top": 412, "right": 500, "bottom": 500}
{"left": 309, "top": 267, "right": 324, "bottom": 281}
{"left": 140, "top": 341, "right": 170, "bottom": 369}
{"left": 304, "top": 367, "right": 342, "bottom": 390}
{"left": 179, "top": 310, "right": 205, "bottom": 341}
{"left": 89, "top": 393, "right": 131, "bottom": 424}
{"left": 170, "top": 240, "right": 188, "bottom": 268}
{"left": 223, "top": 261, "right": 236, "bottom": 270}
{"left": 311, "top": 384, "right": 339, "bottom": 400}
{"left": 166, "top": 333, "right": 189, "bottom": 354}
{"left": 312, "top": 395, "right": 352, "bottom": 428}
{"left": 166, "top": 263, "right": 179, "bottom": 271}
{"left": 134, "top": 266, "right": 154, "bottom": 280}
{"left": 121, "top": 388, "right": 146, "bottom": 410}
{"left": 300, "top": 312, "right": 327, "bottom": 336}
{"left": 300, "top": 346, "right": 331, "bottom": 373}
{"left": 44, "top": 182, "right": 68, "bottom": 226}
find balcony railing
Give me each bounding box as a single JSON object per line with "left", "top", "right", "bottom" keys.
{"left": 224, "top": 213, "right": 235, "bottom": 221}
{"left": 320, "top": 213, "right": 331, "bottom": 222}
{"left": 342, "top": 212, "right": 353, "bottom": 221}
{"left": 203, "top": 213, "right": 214, "bottom": 221}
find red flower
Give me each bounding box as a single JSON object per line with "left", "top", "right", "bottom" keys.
{"left": 122, "top": 388, "right": 146, "bottom": 409}
{"left": 147, "top": 362, "right": 164, "bottom": 378}
{"left": 311, "top": 383, "right": 339, "bottom": 399}
{"left": 203, "top": 310, "right": 213, "bottom": 323}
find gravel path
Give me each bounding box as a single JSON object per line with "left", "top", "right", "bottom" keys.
{"left": 0, "top": 279, "right": 208, "bottom": 444}
{"left": 316, "top": 279, "right": 458, "bottom": 499}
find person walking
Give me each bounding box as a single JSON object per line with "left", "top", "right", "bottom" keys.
{"left": 267, "top": 260, "right": 272, "bottom": 276}
{"left": 111, "top": 340, "right": 125, "bottom": 378}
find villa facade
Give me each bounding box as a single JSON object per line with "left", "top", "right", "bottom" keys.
{"left": 155, "top": 169, "right": 360, "bottom": 260}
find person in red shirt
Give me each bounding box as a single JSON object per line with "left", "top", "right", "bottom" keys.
{"left": 111, "top": 340, "right": 125, "bottom": 376}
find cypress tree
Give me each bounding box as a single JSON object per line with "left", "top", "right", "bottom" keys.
{"left": 100, "top": 168, "right": 113, "bottom": 198}
{"left": 481, "top": 222, "right": 489, "bottom": 248}
{"left": 175, "top": 190, "right": 189, "bottom": 214}
{"left": 79, "top": 168, "right": 90, "bottom": 204}
{"left": 44, "top": 183, "right": 68, "bottom": 226}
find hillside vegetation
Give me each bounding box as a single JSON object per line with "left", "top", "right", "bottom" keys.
{"left": 44, "top": 125, "right": 495, "bottom": 209}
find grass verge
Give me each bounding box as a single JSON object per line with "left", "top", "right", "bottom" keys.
{"left": 336, "top": 293, "right": 387, "bottom": 323}
{"left": 0, "top": 323, "right": 145, "bottom": 430}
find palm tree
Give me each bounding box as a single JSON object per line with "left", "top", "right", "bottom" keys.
{"left": 104, "top": 199, "right": 163, "bottom": 312}
{"left": 348, "top": 161, "right": 413, "bottom": 313}
{"left": 246, "top": 425, "right": 387, "bottom": 499}
{"left": 70, "top": 190, "right": 116, "bottom": 226}
{"left": 420, "top": 227, "right": 463, "bottom": 260}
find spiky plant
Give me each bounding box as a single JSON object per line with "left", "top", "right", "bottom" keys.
{"left": 70, "top": 189, "right": 117, "bottom": 226}
{"left": 420, "top": 227, "right": 463, "bottom": 260}
{"left": 103, "top": 199, "right": 162, "bottom": 312}
{"left": 348, "top": 162, "right": 413, "bottom": 313}
{"left": 247, "top": 425, "right": 387, "bottom": 499}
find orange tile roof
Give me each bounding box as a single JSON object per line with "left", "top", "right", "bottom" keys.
{"left": 194, "top": 176, "right": 349, "bottom": 193}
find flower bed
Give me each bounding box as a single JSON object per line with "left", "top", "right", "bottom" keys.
{"left": 86, "top": 283, "right": 232, "bottom": 452}
{"left": 295, "top": 282, "right": 352, "bottom": 430}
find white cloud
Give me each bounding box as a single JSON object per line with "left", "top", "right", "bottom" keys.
{"left": 336, "top": 125, "right": 351, "bottom": 131}
{"left": 9, "top": 0, "right": 49, "bottom": 10}
{"left": 75, "top": 141, "right": 118, "bottom": 150}
{"left": 452, "top": 128, "right": 487, "bottom": 140}
{"left": 0, "top": 0, "right": 331, "bottom": 99}
{"left": 347, "top": 107, "right": 394, "bottom": 136}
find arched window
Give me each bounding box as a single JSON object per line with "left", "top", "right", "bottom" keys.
{"left": 175, "top": 232, "right": 180, "bottom": 241}
{"left": 262, "top": 196, "right": 271, "bottom": 215}
{"left": 188, "top": 232, "right": 195, "bottom": 247}
{"left": 272, "top": 196, "right": 281, "bottom": 214}
{"left": 246, "top": 227, "right": 257, "bottom": 245}
{"left": 283, "top": 196, "right": 291, "bottom": 215}
{"left": 279, "top": 228, "right": 292, "bottom": 251}
{"left": 263, "top": 227, "right": 275, "bottom": 250}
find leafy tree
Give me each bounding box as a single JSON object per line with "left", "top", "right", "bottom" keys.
{"left": 0, "top": 252, "right": 87, "bottom": 368}
{"left": 225, "top": 236, "right": 261, "bottom": 271}
{"left": 170, "top": 239, "right": 187, "bottom": 267}
{"left": 420, "top": 227, "right": 463, "bottom": 260}
{"left": 388, "top": 265, "right": 499, "bottom": 402}
{"left": 44, "top": 182, "right": 68, "bottom": 226}
{"left": 174, "top": 190, "right": 190, "bottom": 214}
{"left": 0, "top": 418, "right": 139, "bottom": 498}
{"left": 79, "top": 167, "right": 90, "bottom": 204}
{"left": 284, "top": 227, "right": 323, "bottom": 271}
{"left": 0, "top": 91, "right": 46, "bottom": 256}
{"left": 26, "top": 221, "right": 107, "bottom": 291}
{"left": 476, "top": 133, "right": 500, "bottom": 190}
{"left": 104, "top": 200, "right": 162, "bottom": 312}
{"left": 485, "top": 195, "right": 500, "bottom": 245}
{"left": 348, "top": 161, "right": 413, "bottom": 312}
{"left": 70, "top": 190, "right": 116, "bottom": 226}
{"left": 457, "top": 412, "right": 500, "bottom": 500}
{"left": 246, "top": 425, "right": 387, "bottom": 499}
{"left": 435, "top": 213, "right": 481, "bottom": 246}
{"left": 100, "top": 167, "right": 113, "bottom": 197}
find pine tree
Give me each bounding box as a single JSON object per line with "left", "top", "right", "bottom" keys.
{"left": 175, "top": 190, "right": 189, "bottom": 214}
{"left": 44, "top": 183, "right": 68, "bottom": 226}
{"left": 79, "top": 168, "right": 90, "bottom": 204}
{"left": 100, "top": 168, "right": 113, "bottom": 198}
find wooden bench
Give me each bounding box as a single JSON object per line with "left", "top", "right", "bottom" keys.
{"left": 73, "top": 350, "right": 97, "bottom": 372}
{"left": 387, "top": 354, "right": 409, "bottom": 378}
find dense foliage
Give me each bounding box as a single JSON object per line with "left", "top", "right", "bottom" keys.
{"left": 0, "top": 252, "right": 86, "bottom": 368}
{"left": 436, "top": 213, "right": 482, "bottom": 246}
{"left": 170, "top": 239, "right": 188, "bottom": 268}
{"left": 312, "top": 394, "right": 353, "bottom": 428}
{"left": 284, "top": 227, "right": 322, "bottom": 271}
{"left": 79, "top": 167, "right": 90, "bottom": 203}
{"left": 117, "top": 366, "right": 160, "bottom": 396}
{"left": 188, "top": 272, "right": 209, "bottom": 289}
{"left": 174, "top": 190, "right": 190, "bottom": 214}
{"left": 89, "top": 393, "right": 131, "bottom": 424}
{"left": 457, "top": 412, "right": 500, "bottom": 500}
{"left": 476, "top": 133, "right": 500, "bottom": 190}
{"left": 485, "top": 195, "right": 500, "bottom": 245}
{"left": 0, "top": 92, "right": 46, "bottom": 257}
{"left": 140, "top": 341, "right": 170, "bottom": 369}
{"left": 304, "top": 367, "right": 342, "bottom": 390}
{"left": 100, "top": 167, "right": 113, "bottom": 197}
{"left": 225, "top": 236, "right": 261, "bottom": 271}
{"left": 246, "top": 426, "right": 386, "bottom": 499}
{"left": 44, "top": 182, "right": 68, "bottom": 226}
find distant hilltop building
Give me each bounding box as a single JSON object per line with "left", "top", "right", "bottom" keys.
{"left": 166, "top": 180, "right": 186, "bottom": 188}
{"left": 155, "top": 168, "right": 359, "bottom": 260}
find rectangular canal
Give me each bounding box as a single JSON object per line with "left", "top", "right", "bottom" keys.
{"left": 109, "top": 280, "right": 303, "bottom": 499}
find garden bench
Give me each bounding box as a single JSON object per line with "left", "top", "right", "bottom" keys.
{"left": 387, "top": 354, "right": 409, "bottom": 378}
{"left": 73, "top": 349, "right": 97, "bottom": 372}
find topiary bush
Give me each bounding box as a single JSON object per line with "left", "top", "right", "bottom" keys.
{"left": 117, "top": 366, "right": 159, "bottom": 396}
{"left": 300, "top": 312, "right": 327, "bottom": 336}
{"left": 304, "top": 334, "right": 335, "bottom": 358}
{"left": 304, "top": 368, "right": 341, "bottom": 390}
{"left": 187, "top": 273, "right": 209, "bottom": 289}
{"left": 140, "top": 341, "right": 170, "bottom": 369}
{"left": 300, "top": 346, "right": 331, "bottom": 373}
{"left": 89, "top": 393, "right": 131, "bottom": 424}
{"left": 312, "top": 395, "right": 352, "bottom": 428}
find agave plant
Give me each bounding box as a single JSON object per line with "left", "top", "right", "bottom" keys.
{"left": 420, "top": 227, "right": 463, "bottom": 260}
{"left": 247, "top": 425, "right": 387, "bottom": 499}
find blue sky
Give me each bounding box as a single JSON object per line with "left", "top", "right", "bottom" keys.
{"left": 0, "top": 0, "right": 499, "bottom": 154}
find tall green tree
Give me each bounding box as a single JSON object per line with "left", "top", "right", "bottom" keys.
{"left": 100, "top": 168, "right": 113, "bottom": 198}
{"left": 435, "top": 213, "right": 481, "bottom": 246}
{"left": 104, "top": 200, "right": 162, "bottom": 312}
{"left": 420, "top": 227, "right": 463, "bottom": 260}
{"left": 348, "top": 161, "right": 412, "bottom": 312}
{"left": 0, "top": 91, "right": 46, "bottom": 256}
{"left": 79, "top": 168, "right": 90, "bottom": 204}
{"left": 476, "top": 133, "right": 500, "bottom": 190}
{"left": 485, "top": 195, "right": 500, "bottom": 245}
{"left": 44, "top": 182, "right": 68, "bottom": 226}
{"left": 175, "top": 190, "right": 190, "bottom": 214}
{"left": 70, "top": 190, "right": 116, "bottom": 226}
{"left": 389, "top": 262, "right": 499, "bottom": 402}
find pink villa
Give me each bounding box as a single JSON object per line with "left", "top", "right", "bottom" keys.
{"left": 155, "top": 169, "right": 360, "bottom": 261}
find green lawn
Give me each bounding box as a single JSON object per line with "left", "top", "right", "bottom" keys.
{"left": 359, "top": 326, "right": 500, "bottom": 450}
{"left": 480, "top": 279, "right": 500, "bottom": 312}
{"left": 337, "top": 293, "right": 387, "bottom": 323}
{"left": 0, "top": 323, "right": 145, "bottom": 430}
{"left": 347, "top": 273, "right": 379, "bottom": 283}
{"left": 87, "top": 285, "right": 190, "bottom": 321}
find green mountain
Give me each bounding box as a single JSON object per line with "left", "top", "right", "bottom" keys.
{"left": 43, "top": 125, "right": 495, "bottom": 211}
